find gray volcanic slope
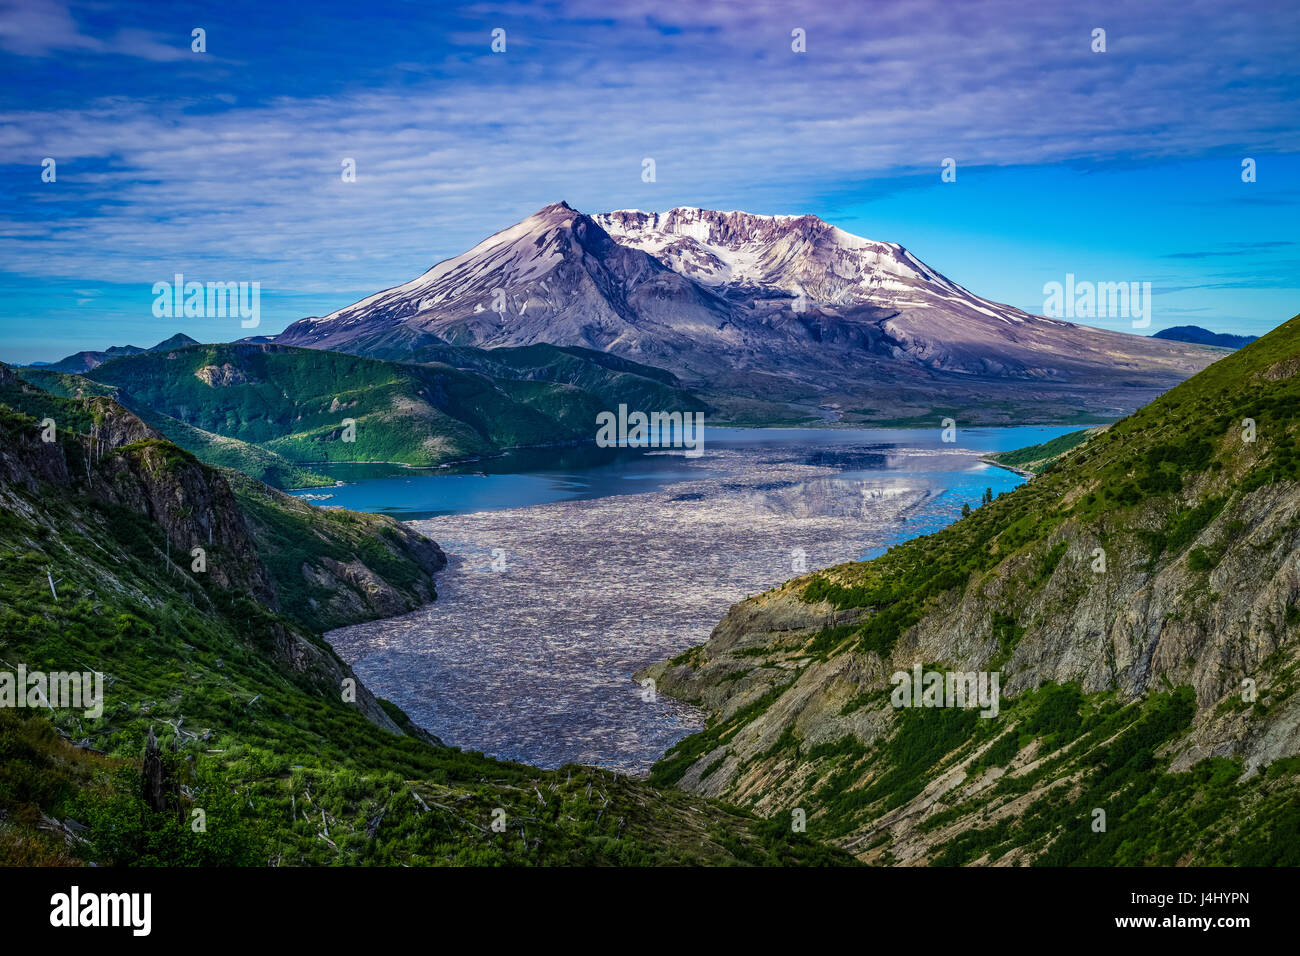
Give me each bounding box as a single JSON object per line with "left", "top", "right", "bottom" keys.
{"left": 277, "top": 203, "right": 1222, "bottom": 423}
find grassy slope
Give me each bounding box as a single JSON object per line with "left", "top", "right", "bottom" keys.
{"left": 85, "top": 343, "right": 542, "bottom": 465}
{"left": 83, "top": 342, "right": 709, "bottom": 475}
{"left": 789, "top": 313, "right": 1300, "bottom": 663}
{"left": 221, "top": 468, "right": 441, "bottom": 633}
{"left": 16, "top": 367, "right": 333, "bottom": 490}
{"left": 133, "top": 408, "right": 336, "bottom": 490}
{"left": 986, "top": 427, "right": 1101, "bottom": 474}
{"left": 0, "top": 384, "right": 847, "bottom": 867}
{"left": 648, "top": 314, "right": 1300, "bottom": 865}
{"left": 354, "top": 341, "right": 710, "bottom": 438}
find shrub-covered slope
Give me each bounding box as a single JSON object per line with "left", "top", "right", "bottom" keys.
{"left": 83, "top": 343, "right": 559, "bottom": 465}
{"left": 985, "top": 426, "right": 1102, "bottom": 475}
{"left": 78, "top": 342, "right": 705, "bottom": 476}
{"left": 641, "top": 313, "right": 1300, "bottom": 865}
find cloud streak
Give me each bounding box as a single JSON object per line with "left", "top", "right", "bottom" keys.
{"left": 0, "top": 0, "right": 193, "bottom": 60}
{"left": 0, "top": 0, "right": 1296, "bottom": 310}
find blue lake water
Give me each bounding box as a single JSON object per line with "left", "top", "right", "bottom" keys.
{"left": 292, "top": 425, "right": 1080, "bottom": 525}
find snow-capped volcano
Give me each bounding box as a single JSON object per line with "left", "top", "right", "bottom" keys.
{"left": 278, "top": 202, "right": 731, "bottom": 363}
{"left": 592, "top": 206, "right": 1012, "bottom": 317}
{"left": 276, "top": 203, "right": 1220, "bottom": 422}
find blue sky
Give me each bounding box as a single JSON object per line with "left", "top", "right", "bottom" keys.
{"left": 0, "top": 0, "right": 1297, "bottom": 364}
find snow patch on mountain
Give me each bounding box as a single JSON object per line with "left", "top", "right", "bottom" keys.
{"left": 592, "top": 206, "right": 1020, "bottom": 321}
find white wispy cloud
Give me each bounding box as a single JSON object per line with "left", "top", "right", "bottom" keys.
{"left": 0, "top": 0, "right": 192, "bottom": 60}
{"left": 0, "top": 0, "right": 1296, "bottom": 299}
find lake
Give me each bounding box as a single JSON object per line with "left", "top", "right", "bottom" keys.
{"left": 293, "top": 425, "right": 1071, "bottom": 522}
{"left": 307, "top": 425, "right": 1078, "bottom": 774}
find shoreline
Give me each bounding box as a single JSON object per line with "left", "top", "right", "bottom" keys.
{"left": 323, "top": 439, "right": 1021, "bottom": 773}
{"left": 979, "top": 455, "right": 1036, "bottom": 478}
{"left": 286, "top": 422, "right": 1089, "bottom": 490}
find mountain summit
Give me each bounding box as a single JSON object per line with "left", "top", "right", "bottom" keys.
{"left": 276, "top": 204, "right": 1221, "bottom": 423}
{"left": 593, "top": 206, "right": 994, "bottom": 309}
{"left": 278, "top": 202, "right": 727, "bottom": 363}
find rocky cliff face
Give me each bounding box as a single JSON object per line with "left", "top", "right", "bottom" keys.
{"left": 642, "top": 315, "right": 1300, "bottom": 865}
{"left": 0, "top": 366, "right": 449, "bottom": 737}
{"left": 225, "top": 467, "right": 447, "bottom": 633}
{"left": 0, "top": 380, "right": 268, "bottom": 599}
{"left": 646, "top": 474, "right": 1300, "bottom": 773}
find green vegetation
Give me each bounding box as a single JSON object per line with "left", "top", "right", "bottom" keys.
{"left": 0, "top": 374, "right": 838, "bottom": 867}
{"left": 987, "top": 427, "right": 1098, "bottom": 474}
{"left": 652, "top": 313, "right": 1300, "bottom": 865}
{"left": 29, "top": 342, "right": 706, "bottom": 488}
{"left": 222, "top": 469, "right": 442, "bottom": 633}
{"left": 86, "top": 343, "right": 563, "bottom": 466}
{"left": 649, "top": 686, "right": 787, "bottom": 789}
{"left": 794, "top": 315, "right": 1300, "bottom": 654}
{"left": 133, "top": 406, "right": 335, "bottom": 489}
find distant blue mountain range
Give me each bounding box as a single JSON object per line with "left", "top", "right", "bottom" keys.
{"left": 1152, "top": 325, "right": 1258, "bottom": 349}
